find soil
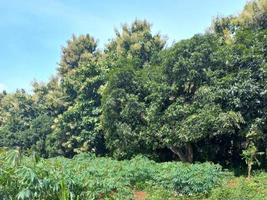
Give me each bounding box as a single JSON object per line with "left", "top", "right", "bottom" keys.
{"left": 134, "top": 191, "right": 148, "bottom": 200}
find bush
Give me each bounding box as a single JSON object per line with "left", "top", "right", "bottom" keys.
{"left": 172, "top": 163, "right": 223, "bottom": 195}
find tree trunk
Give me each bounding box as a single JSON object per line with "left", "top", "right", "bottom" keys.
{"left": 170, "top": 143, "right": 193, "bottom": 163}
{"left": 170, "top": 147, "right": 188, "bottom": 162}
{"left": 186, "top": 143, "right": 193, "bottom": 163}
{"left": 248, "top": 162, "right": 252, "bottom": 179}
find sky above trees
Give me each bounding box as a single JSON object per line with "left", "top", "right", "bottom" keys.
{"left": 0, "top": 0, "right": 247, "bottom": 92}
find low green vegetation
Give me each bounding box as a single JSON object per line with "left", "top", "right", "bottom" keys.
{"left": 0, "top": 149, "right": 223, "bottom": 200}
{"left": 209, "top": 172, "right": 267, "bottom": 200}
{"left": 1, "top": 149, "right": 267, "bottom": 200}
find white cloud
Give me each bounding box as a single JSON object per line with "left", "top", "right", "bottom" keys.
{"left": 0, "top": 83, "right": 6, "bottom": 92}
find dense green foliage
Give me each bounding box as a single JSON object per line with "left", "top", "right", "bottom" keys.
{"left": 0, "top": 0, "right": 266, "bottom": 177}
{"left": 2, "top": 149, "right": 267, "bottom": 199}
{"left": 0, "top": 149, "right": 223, "bottom": 200}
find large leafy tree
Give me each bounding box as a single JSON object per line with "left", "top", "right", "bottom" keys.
{"left": 31, "top": 77, "right": 67, "bottom": 156}
{"left": 101, "top": 66, "right": 149, "bottom": 158}
{"left": 101, "top": 20, "right": 166, "bottom": 159}
{"left": 212, "top": 28, "right": 267, "bottom": 166}
{"left": 205, "top": 0, "right": 267, "bottom": 166}
{"left": 144, "top": 34, "right": 244, "bottom": 163}
{"left": 48, "top": 35, "right": 107, "bottom": 157}
{"left": 0, "top": 78, "right": 66, "bottom": 157}
{"left": 0, "top": 90, "right": 37, "bottom": 149}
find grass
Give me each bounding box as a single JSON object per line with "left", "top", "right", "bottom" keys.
{"left": 208, "top": 172, "right": 267, "bottom": 200}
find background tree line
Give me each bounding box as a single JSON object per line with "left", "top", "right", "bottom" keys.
{"left": 0, "top": 0, "right": 266, "bottom": 169}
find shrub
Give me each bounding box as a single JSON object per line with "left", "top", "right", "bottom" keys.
{"left": 172, "top": 163, "right": 223, "bottom": 195}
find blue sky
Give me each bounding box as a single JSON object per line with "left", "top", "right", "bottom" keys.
{"left": 0, "top": 0, "right": 248, "bottom": 92}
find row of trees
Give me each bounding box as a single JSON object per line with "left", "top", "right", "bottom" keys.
{"left": 0, "top": 0, "right": 267, "bottom": 167}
